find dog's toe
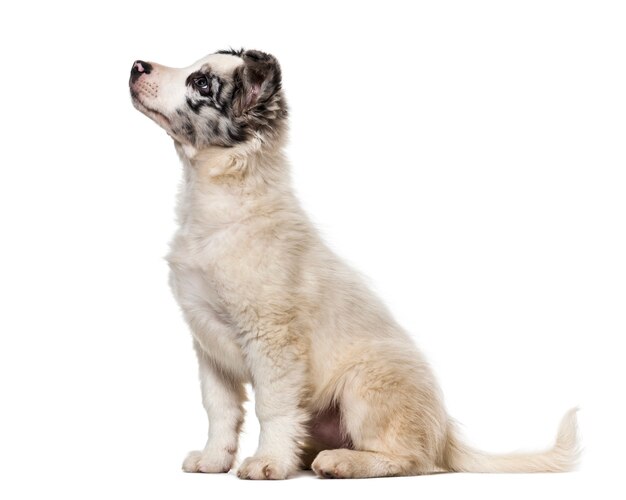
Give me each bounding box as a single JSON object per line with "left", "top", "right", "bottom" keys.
{"left": 237, "top": 456, "right": 292, "bottom": 480}
{"left": 182, "top": 449, "right": 234, "bottom": 473}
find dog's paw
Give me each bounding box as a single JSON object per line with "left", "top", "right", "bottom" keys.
{"left": 236, "top": 455, "right": 293, "bottom": 480}
{"left": 311, "top": 449, "right": 355, "bottom": 479}
{"left": 182, "top": 449, "right": 234, "bottom": 473}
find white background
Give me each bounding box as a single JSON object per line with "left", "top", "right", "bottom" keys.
{"left": 0, "top": 1, "right": 624, "bottom": 498}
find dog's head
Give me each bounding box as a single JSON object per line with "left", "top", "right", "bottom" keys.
{"left": 129, "top": 49, "right": 286, "bottom": 150}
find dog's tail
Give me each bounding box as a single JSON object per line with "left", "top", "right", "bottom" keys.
{"left": 442, "top": 408, "right": 580, "bottom": 473}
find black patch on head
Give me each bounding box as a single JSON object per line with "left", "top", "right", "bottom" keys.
{"left": 186, "top": 70, "right": 228, "bottom": 114}
{"left": 216, "top": 47, "right": 245, "bottom": 58}
{"left": 213, "top": 78, "right": 223, "bottom": 106}
{"left": 186, "top": 96, "right": 207, "bottom": 114}
{"left": 173, "top": 109, "right": 197, "bottom": 144}
{"left": 211, "top": 120, "right": 221, "bottom": 137}
{"left": 182, "top": 120, "right": 196, "bottom": 144}
{"left": 226, "top": 124, "right": 248, "bottom": 143}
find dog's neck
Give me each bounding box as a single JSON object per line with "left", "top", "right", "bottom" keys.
{"left": 174, "top": 134, "right": 291, "bottom": 191}
{"left": 172, "top": 135, "right": 294, "bottom": 228}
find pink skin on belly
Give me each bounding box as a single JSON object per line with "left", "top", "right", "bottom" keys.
{"left": 309, "top": 405, "right": 353, "bottom": 449}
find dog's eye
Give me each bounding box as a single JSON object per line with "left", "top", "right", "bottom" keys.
{"left": 193, "top": 77, "right": 209, "bottom": 90}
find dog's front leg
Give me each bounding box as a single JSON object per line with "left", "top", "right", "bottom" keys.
{"left": 182, "top": 341, "right": 246, "bottom": 473}
{"left": 237, "top": 328, "right": 308, "bottom": 480}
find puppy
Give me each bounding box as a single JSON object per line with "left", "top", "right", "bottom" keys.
{"left": 129, "top": 49, "right": 579, "bottom": 479}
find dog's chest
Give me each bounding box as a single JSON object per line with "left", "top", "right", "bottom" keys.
{"left": 167, "top": 201, "right": 252, "bottom": 375}
{"left": 170, "top": 183, "right": 249, "bottom": 282}
{"left": 167, "top": 219, "right": 245, "bottom": 319}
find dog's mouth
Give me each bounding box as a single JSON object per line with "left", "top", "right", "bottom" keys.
{"left": 130, "top": 90, "right": 171, "bottom": 129}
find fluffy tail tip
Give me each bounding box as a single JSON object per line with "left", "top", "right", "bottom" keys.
{"left": 554, "top": 407, "right": 582, "bottom": 471}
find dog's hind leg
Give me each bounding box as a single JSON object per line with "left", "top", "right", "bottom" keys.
{"left": 312, "top": 347, "right": 448, "bottom": 478}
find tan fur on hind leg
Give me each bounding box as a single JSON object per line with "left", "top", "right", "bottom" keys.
{"left": 312, "top": 449, "right": 415, "bottom": 479}
{"left": 317, "top": 345, "right": 448, "bottom": 478}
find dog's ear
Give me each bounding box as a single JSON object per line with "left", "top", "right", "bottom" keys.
{"left": 233, "top": 50, "right": 282, "bottom": 116}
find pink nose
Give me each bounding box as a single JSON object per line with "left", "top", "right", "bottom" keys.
{"left": 130, "top": 60, "right": 153, "bottom": 83}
